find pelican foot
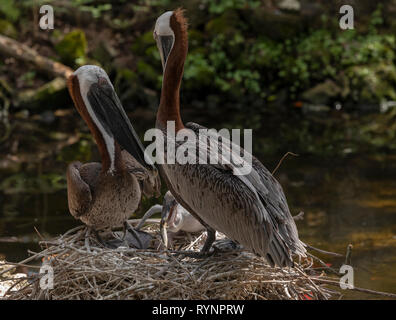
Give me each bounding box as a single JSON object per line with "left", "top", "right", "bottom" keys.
{"left": 200, "top": 227, "right": 216, "bottom": 253}
{"left": 212, "top": 239, "right": 243, "bottom": 252}
{"left": 123, "top": 221, "right": 152, "bottom": 249}
{"left": 92, "top": 229, "right": 118, "bottom": 249}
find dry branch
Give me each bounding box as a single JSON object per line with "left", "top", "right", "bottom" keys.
{"left": 272, "top": 152, "right": 299, "bottom": 175}
{"left": 0, "top": 34, "right": 73, "bottom": 79}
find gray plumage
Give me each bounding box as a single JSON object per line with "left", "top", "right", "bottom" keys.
{"left": 157, "top": 122, "right": 306, "bottom": 267}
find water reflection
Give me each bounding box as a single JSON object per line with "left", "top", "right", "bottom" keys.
{"left": 0, "top": 155, "right": 395, "bottom": 299}
{"left": 276, "top": 155, "right": 396, "bottom": 298}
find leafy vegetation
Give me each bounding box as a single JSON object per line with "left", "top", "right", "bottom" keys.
{"left": 55, "top": 30, "right": 87, "bottom": 66}
{"left": 0, "top": 0, "right": 396, "bottom": 164}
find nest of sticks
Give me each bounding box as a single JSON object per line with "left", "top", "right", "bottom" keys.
{"left": 1, "top": 220, "right": 341, "bottom": 300}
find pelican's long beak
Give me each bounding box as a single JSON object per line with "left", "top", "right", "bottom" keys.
{"left": 155, "top": 34, "right": 174, "bottom": 70}
{"left": 87, "top": 82, "right": 154, "bottom": 170}
{"left": 160, "top": 219, "right": 169, "bottom": 248}
{"left": 159, "top": 198, "right": 177, "bottom": 248}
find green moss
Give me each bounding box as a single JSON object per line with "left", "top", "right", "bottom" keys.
{"left": 17, "top": 78, "right": 69, "bottom": 109}
{"left": 55, "top": 30, "right": 87, "bottom": 67}
{"left": 0, "top": 18, "right": 17, "bottom": 38}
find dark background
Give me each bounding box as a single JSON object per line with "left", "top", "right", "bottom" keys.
{"left": 0, "top": 0, "right": 395, "bottom": 298}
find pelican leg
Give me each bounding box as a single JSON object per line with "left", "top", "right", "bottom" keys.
{"left": 121, "top": 223, "right": 127, "bottom": 240}
{"left": 170, "top": 227, "right": 217, "bottom": 259}
{"left": 201, "top": 227, "right": 216, "bottom": 253}
{"left": 92, "top": 229, "right": 117, "bottom": 249}
{"left": 136, "top": 204, "right": 163, "bottom": 230}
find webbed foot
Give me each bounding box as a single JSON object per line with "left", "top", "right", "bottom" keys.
{"left": 123, "top": 221, "right": 152, "bottom": 249}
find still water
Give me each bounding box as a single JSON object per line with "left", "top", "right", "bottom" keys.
{"left": 0, "top": 154, "right": 395, "bottom": 299}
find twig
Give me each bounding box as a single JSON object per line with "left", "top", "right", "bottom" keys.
{"left": 272, "top": 152, "right": 299, "bottom": 175}
{"left": 2, "top": 225, "right": 342, "bottom": 300}
{"left": 84, "top": 228, "right": 91, "bottom": 253}
{"left": 33, "top": 226, "right": 48, "bottom": 250}
{"left": 306, "top": 244, "right": 344, "bottom": 258}
{"left": 311, "top": 278, "right": 396, "bottom": 298}
{"left": 128, "top": 218, "right": 161, "bottom": 227}
{"left": 0, "top": 246, "right": 53, "bottom": 276}
{"left": 293, "top": 211, "right": 304, "bottom": 221}
{"left": 345, "top": 244, "right": 353, "bottom": 265}
{"left": 307, "top": 253, "right": 340, "bottom": 276}
{"left": 0, "top": 261, "right": 41, "bottom": 269}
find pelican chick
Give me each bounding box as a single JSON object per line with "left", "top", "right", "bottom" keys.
{"left": 137, "top": 191, "right": 205, "bottom": 248}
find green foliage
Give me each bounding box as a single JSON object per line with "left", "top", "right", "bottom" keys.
{"left": 137, "top": 60, "right": 159, "bottom": 85}
{"left": 0, "top": 18, "right": 17, "bottom": 38}
{"left": 73, "top": 1, "right": 112, "bottom": 19}
{"left": 0, "top": 0, "right": 20, "bottom": 22}
{"left": 180, "top": 10, "right": 396, "bottom": 107}
{"left": 55, "top": 30, "right": 87, "bottom": 67}
{"left": 131, "top": 31, "right": 156, "bottom": 56}
{"left": 19, "top": 71, "right": 35, "bottom": 86}
{"left": 368, "top": 4, "right": 384, "bottom": 34}
{"left": 57, "top": 138, "right": 92, "bottom": 163}
{"left": 0, "top": 172, "right": 66, "bottom": 194}
{"left": 121, "top": 2, "right": 396, "bottom": 142}
{"left": 202, "top": 0, "right": 260, "bottom": 14}
{"left": 184, "top": 52, "right": 215, "bottom": 87}
{"left": 2, "top": 0, "right": 396, "bottom": 158}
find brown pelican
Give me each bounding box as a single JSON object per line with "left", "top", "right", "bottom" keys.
{"left": 152, "top": 9, "right": 306, "bottom": 267}
{"left": 136, "top": 191, "right": 205, "bottom": 247}
{"left": 66, "top": 65, "right": 160, "bottom": 248}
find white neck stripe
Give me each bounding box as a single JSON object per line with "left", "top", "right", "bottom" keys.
{"left": 78, "top": 79, "right": 115, "bottom": 173}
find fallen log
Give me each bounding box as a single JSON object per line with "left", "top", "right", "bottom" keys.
{"left": 0, "top": 34, "right": 73, "bottom": 79}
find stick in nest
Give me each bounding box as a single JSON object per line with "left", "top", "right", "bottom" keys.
{"left": 1, "top": 225, "right": 339, "bottom": 300}
{"left": 3, "top": 225, "right": 393, "bottom": 300}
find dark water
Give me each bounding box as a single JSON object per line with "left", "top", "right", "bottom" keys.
{"left": 0, "top": 154, "right": 395, "bottom": 299}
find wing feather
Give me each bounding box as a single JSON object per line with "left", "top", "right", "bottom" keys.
{"left": 184, "top": 122, "right": 306, "bottom": 263}
{"left": 66, "top": 161, "right": 98, "bottom": 218}
{"left": 122, "top": 150, "right": 161, "bottom": 198}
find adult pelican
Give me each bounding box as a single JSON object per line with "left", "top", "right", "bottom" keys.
{"left": 66, "top": 65, "right": 160, "bottom": 248}
{"left": 152, "top": 9, "right": 306, "bottom": 267}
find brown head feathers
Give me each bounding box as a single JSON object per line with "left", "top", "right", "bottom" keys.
{"left": 171, "top": 8, "right": 188, "bottom": 53}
